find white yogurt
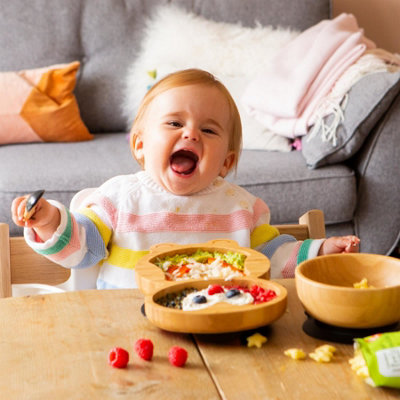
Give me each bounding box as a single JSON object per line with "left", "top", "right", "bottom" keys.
{"left": 182, "top": 286, "right": 254, "bottom": 311}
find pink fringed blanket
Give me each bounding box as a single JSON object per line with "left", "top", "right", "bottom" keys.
{"left": 242, "top": 13, "right": 376, "bottom": 138}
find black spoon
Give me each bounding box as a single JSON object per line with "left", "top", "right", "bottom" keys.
{"left": 24, "top": 189, "right": 45, "bottom": 220}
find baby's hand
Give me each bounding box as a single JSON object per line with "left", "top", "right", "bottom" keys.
{"left": 318, "top": 235, "right": 360, "bottom": 256}
{"left": 11, "top": 195, "right": 61, "bottom": 241}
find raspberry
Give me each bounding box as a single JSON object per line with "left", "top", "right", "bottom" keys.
{"left": 168, "top": 346, "right": 188, "bottom": 367}
{"left": 207, "top": 284, "right": 224, "bottom": 295}
{"left": 108, "top": 347, "right": 129, "bottom": 368}
{"left": 134, "top": 338, "right": 154, "bottom": 361}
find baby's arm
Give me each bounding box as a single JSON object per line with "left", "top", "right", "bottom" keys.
{"left": 13, "top": 195, "right": 109, "bottom": 270}
{"left": 318, "top": 235, "right": 360, "bottom": 255}
{"left": 11, "top": 196, "right": 61, "bottom": 241}
{"left": 257, "top": 233, "right": 360, "bottom": 279}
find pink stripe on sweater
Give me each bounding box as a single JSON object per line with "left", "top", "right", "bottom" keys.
{"left": 117, "top": 209, "right": 254, "bottom": 233}
{"left": 80, "top": 192, "right": 267, "bottom": 233}
{"left": 50, "top": 216, "right": 82, "bottom": 262}
{"left": 282, "top": 242, "right": 302, "bottom": 278}
{"left": 253, "top": 198, "right": 270, "bottom": 225}
{"left": 82, "top": 193, "right": 118, "bottom": 229}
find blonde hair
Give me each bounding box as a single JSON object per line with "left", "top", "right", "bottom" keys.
{"left": 130, "top": 69, "right": 242, "bottom": 172}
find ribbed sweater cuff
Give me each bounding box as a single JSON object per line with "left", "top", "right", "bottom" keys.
{"left": 296, "top": 238, "right": 325, "bottom": 265}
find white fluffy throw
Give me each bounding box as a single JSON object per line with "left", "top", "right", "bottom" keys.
{"left": 122, "top": 5, "right": 299, "bottom": 151}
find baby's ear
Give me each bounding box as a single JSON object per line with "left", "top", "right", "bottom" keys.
{"left": 130, "top": 132, "right": 144, "bottom": 167}
{"left": 219, "top": 151, "right": 236, "bottom": 178}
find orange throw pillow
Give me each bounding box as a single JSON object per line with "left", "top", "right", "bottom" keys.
{"left": 0, "top": 61, "right": 93, "bottom": 144}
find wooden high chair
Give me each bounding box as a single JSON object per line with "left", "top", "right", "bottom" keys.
{"left": 274, "top": 209, "right": 326, "bottom": 241}
{"left": 0, "top": 223, "right": 71, "bottom": 298}
{"left": 0, "top": 210, "right": 325, "bottom": 298}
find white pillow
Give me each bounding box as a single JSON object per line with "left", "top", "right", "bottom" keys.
{"left": 123, "top": 5, "right": 299, "bottom": 151}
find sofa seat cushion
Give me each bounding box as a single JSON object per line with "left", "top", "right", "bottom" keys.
{"left": 231, "top": 150, "right": 357, "bottom": 226}
{"left": 1, "top": 134, "right": 356, "bottom": 236}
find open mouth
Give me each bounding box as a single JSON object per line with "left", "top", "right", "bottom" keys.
{"left": 170, "top": 150, "right": 199, "bottom": 175}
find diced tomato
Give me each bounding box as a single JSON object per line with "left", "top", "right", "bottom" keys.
{"left": 177, "top": 264, "right": 190, "bottom": 277}
{"left": 221, "top": 261, "right": 228, "bottom": 267}
{"left": 207, "top": 258, "right": 216, "bottom": 264}
{"left": 229, "top": 265, "right": 244, "bottom": 274}
{"left": 166, "top": 265, "right": 179, "bottom": 275}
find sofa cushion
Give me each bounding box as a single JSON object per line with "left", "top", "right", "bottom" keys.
{"left": 301, "top": 71, "right": 400, "bottom": 168}
{"left": 0, "top": 62, "right": 92, "bottom": 145}
{"left": 230, "top": 150, "right": 357, "bottom": 226}
{"left": 0, "top": 134, "right": 356, "bottom": 236}
{"left": 353, "top": 92, "right": 400, "bottom": 255}
{"left": 0, "top": 0, "right": 330, "bottom": 134}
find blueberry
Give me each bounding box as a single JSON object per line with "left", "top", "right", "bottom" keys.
{"left": 193, "top": 295, "right": 207, "bottom": 304}
{"left": 226, "top": 289, "right": 240, "bottom": 298}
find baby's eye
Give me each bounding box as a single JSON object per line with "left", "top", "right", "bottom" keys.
{"left": 167, "top": 121, "right": 182, "bottom": 128}
{"left": 202, "top": 128, "right": 217, "bottom": 134}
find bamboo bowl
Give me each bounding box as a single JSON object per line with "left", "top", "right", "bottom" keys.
{"left": 135, "top": 239, "right": 270, "bottom": 296}
{"left": 295, "top": 253, "right": 400, "bottom": 328}
{"left": 144, "top": 277, "right": 287, "bottom": 333}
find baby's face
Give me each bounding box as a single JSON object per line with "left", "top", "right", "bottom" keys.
{"left": 134, "top": 84, "right": 235, "bottom": 195}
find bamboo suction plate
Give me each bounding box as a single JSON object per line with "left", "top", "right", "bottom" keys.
{"left": 135, "top": 240, "right": 287, "bottom": 333}
{"left": 135, "top": 239, "right": 271, "bottom": 296}
{"left": 144, "top": 277, "right": 287, "bottom": 334}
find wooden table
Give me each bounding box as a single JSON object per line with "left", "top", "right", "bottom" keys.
{"left": 0, "top": 289, "right": 219, "bottom": 399}
{"left": 0, "top": 280, "right": 398, "bottom": 399}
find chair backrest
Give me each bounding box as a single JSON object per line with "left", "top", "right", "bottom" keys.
{"left": 275, "top": 209, "right": 326, "bottom": 240}
{"left": 0, "top": 208, "right": 325, "bottom": 298}
{"left": 0, "top": 223, "right": 71, "bottom": 298}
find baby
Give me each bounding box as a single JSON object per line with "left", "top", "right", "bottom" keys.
{"left": 12, "top": 69, "right": 359, "bottom": 289}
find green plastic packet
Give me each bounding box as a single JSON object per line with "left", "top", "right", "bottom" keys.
{"left": 350, "top": 331, "right": 400, "bottom": 388}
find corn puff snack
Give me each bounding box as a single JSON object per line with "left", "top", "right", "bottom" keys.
{"left": 309, "top": 344, "right": 336, "bottom": 363}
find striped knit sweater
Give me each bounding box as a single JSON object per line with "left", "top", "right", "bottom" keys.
{"left": 24, "top": 171, "right": 324, "bottom": 289}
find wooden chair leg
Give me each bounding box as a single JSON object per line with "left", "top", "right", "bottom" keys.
{"left": 0, "top": 223, "right": 12, "bottom": 298}
{"left": 299, "top": 209, "right": 326, "bottom": 239}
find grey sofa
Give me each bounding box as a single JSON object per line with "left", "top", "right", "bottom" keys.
{"left": 0, "top": 0, "right": 399, "bottom": 256}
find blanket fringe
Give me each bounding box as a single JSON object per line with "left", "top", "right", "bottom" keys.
{"left": 306, "top": 49, "right": 400, "bottom": 146}
{"left": 307, "top": 95, "right": 348, "bottom": 147}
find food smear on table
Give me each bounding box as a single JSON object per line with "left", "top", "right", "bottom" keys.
{"left": 154, "top": 250, "right": 247, "bottom": 281}
{"left": 156, "top": 284, "right": 277, "bottom": 311}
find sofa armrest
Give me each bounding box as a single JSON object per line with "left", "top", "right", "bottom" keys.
{"left": 350, "top": 93, "right": 400, "bottom": 255}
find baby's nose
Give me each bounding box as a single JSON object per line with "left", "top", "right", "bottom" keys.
{"left": 182, "top": 128, "right": 199, "bottom": 141}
